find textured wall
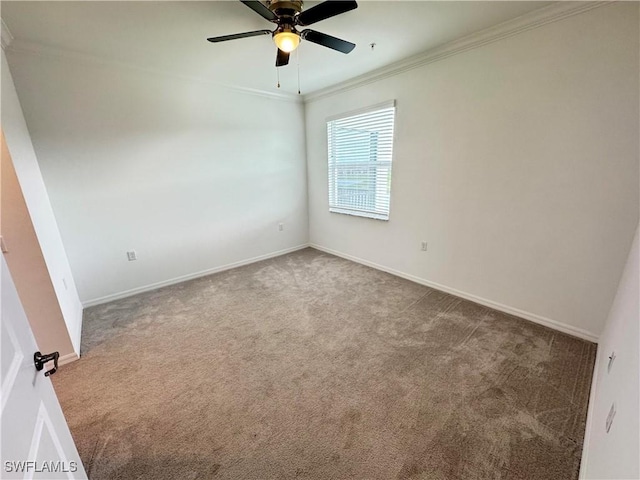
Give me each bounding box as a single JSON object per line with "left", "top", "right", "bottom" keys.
{"left": 6, "top": 52, "right": 308, "bottom": 304}
{"left": 2, "top": 51, "right": 83, "bottom": 354}
{"left": 305, "top": 2, "right": 639, "bottom": 339}
{"left": 1, "top": 131, "right": 75, "bottom": 358}
{"left": 581, "top": 225, "right": 639, "bottom": 479}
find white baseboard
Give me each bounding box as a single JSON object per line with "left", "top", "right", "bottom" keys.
{"left": 82, "top": 241, "right": 599, "bottom": 342}
{"left": 579, "top": 346, "right": 601, "bottom": 479}
{"left": 71, "top": 301, "right": 83, "bottom": 358}
{"left": 309, "top": 243, "right": 599, "bottom": 343}
{"left": 58, "top": 351, "right": 79, "bottom": 366}
{"left": 82, "top": 244, "right": 310, "bottom": 308}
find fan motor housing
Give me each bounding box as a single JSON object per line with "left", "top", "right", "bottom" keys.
{"left": 268, "top": 0, "right": 303, "bottom": 19}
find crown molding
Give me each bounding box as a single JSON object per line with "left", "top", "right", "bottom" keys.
{"left": 1, "top": 18, "right": 14, "bottom": 51}
{"left": 3, "top": 1, "right": 612, "bottom": 105}
{"left": 304, "top": 1, "right": 612, "bottom": 103}
{"left": 5, "top": 38, "right": 303, "bottom": 104}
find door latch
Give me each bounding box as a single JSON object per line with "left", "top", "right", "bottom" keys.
{"left": 34, "top": 351, "right": 60, "bottom": 377}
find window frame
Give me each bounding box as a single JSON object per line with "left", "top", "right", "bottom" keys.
{"left": 326, "top": 100, "right": 396, "bottom": 221}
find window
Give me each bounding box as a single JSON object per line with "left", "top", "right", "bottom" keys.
{"left": 327, "top": 101, "right": 396, "bottom": 221}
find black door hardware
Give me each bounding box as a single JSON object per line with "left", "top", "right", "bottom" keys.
{"left": 34, "top": 351, "right": 60, "bottom": 377}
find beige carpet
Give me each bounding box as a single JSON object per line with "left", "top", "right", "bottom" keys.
{"left": 52, "top": 248, "right": 596, "bottom": 480}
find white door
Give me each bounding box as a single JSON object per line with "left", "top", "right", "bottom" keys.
{"left": 1, "top": 257, "right": 87, "bottom": 479}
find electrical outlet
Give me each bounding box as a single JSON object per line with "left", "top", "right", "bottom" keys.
{"left": 278, "top": 223, "right": 284, "bottom": 232}
{"left": 127, "top": 250, "right": 137, "bottom": 261}
{"left": 607, "top": 351, "right": 616, "bottom": 373}
{"left": 606, "top": 402, "right": 616, "bottom": 433}
{"left": 421, "top": 241, "right": 428, "bottom": 251}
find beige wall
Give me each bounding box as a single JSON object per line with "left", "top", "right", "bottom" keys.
{"left": 1, "top": 131, "right": 75, "bottom": 358}
{"left": 6, "top": 50, "right": 308, "bottom": 305}
{"left": 581, "top": 225, "right": 640, "bottom": 479}
{"left": 305, "top": 2, "right": 638, "bottom": 340}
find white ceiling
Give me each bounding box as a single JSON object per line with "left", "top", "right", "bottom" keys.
{"left": 2, "top": 1, "right": 553, "bottom": 97}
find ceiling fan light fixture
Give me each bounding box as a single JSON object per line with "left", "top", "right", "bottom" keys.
{"left": 207, "top": 0, "right": 359, "bottom": 68}
{"left": 273, "top": 30, "right": 300, "bottom": 53}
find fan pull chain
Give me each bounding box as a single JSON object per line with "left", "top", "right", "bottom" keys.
{"left": 296, "top": 48, "right": 301, "bottom": 95}
{"left": 276, "top": 67, "right": 280, "bottom": 89}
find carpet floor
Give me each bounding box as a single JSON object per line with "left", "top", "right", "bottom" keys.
{"left": 52, "top": 248, "right": 596, "bottom": 480}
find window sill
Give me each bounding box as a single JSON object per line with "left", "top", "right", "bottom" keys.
{"left": 329, "top": 207, "right": 389, "bottom": 221}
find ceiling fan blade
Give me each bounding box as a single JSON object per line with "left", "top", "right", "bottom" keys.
{"left": 207, "top": 29, "right": 272, "bottom": 43}
{"left": 301, "top": 29, "right": 355, "bottom": 54}
{"left": 297, "top": 1, "right": 357, "bottom": 26}
{"left": 240, "top": 1, "right": 277, "bottom": 22}
{"left": 276, "top": 49, "right": 290, "bottom": 67}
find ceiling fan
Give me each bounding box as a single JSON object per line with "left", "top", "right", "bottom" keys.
{"left": 207, "top": 0, "right": 358, "bottom": 67}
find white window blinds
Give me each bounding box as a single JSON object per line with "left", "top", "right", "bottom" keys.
{"left": 327, "top": 101, "right": 396, "bottom": 221}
